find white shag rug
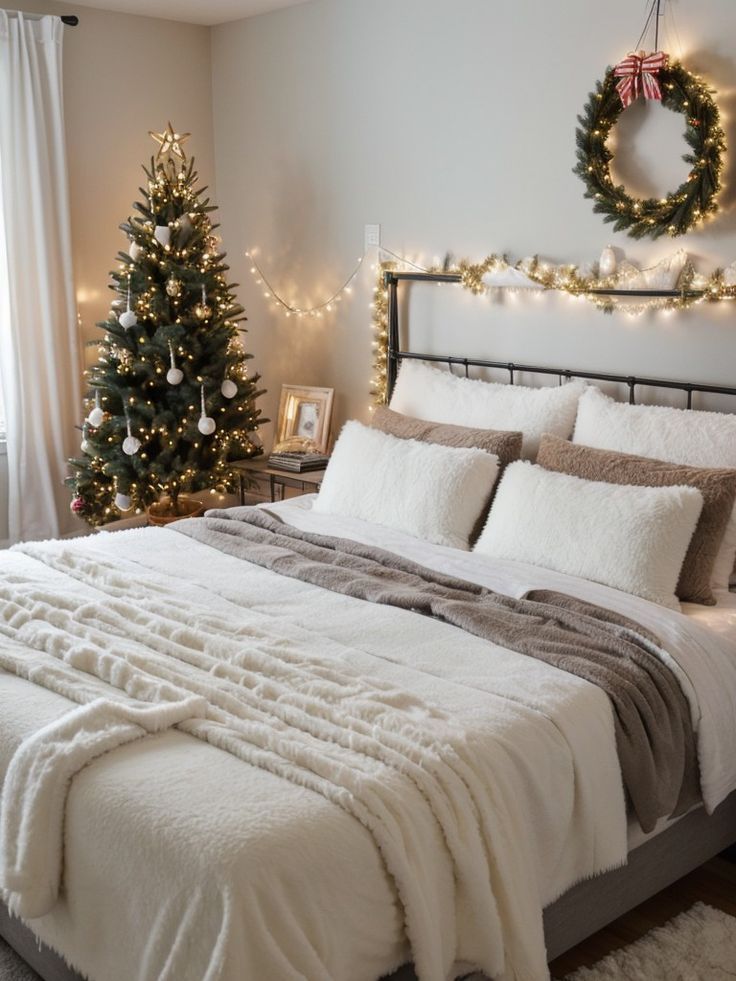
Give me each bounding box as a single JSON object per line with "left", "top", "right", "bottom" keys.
{"left": 460, "top": 902, "right": 736, "bottom": 981}
{"left": 564, "top": 902, "right": 736, "bottom": 980}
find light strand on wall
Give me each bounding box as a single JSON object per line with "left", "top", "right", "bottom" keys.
{"left": 245, "top": 249, "right": 365, "bottom": 318}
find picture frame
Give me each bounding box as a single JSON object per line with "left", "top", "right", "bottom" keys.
{"left": 274, "top": 385, "right": 334, "bottom": 454}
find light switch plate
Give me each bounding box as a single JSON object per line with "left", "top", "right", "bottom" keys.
{"left": 364, "top": 224, "right": 381, "bottom": 249}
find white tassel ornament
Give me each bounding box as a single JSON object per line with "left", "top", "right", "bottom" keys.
{"left": 167, "top": 341, "right": 183, "bottom": 385}
{"left": 122, "top": 412, "right": 141, "bottom": 456}
{"left": 197, "top": 384, "right": 216, "bottom": 436}
{"left": 119, "top": 286, "right": 137, "bottom": 329}
{"left": 87, "top": 391, "right": 105, "bottom": 429}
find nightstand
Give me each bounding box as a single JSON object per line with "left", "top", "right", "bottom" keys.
{"left": 230, "top": 458, "right": 328, "bottom": 505}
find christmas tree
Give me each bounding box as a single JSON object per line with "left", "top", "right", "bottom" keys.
{"left": 68, "top": 123, "right": 265, "bottom": 526}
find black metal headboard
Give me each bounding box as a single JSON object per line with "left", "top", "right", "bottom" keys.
{"left": 384, "top": 270, "right": 736, "bottom": 408}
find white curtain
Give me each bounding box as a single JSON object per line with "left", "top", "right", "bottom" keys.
{"left": 0, "top": 11, "right": 81, "bottom": 542}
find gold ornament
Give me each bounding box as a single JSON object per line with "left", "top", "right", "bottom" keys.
{"left": 194, "top": 303, "right": 212, "bottom": 320}
{"left": 166, "top": 276, "right": 183, "bottom": 298}
{"left": 149, "top": 121, "right": 191, "bottom": 161}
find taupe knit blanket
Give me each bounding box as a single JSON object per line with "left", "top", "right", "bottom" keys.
{"left": 175, "top": 507, "right": 700, "bottom": 833}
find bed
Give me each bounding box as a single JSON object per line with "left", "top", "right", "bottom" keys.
{"left": 2, "top": 276, "right": 736, "bottom": 980}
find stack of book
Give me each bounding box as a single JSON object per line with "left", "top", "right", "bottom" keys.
{"left": 268, "top": 451, "right": 330, "bottom": 473}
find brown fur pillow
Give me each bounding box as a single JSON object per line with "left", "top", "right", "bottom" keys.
{"left": 371, "top": 405, "right": 523, "bottom": 465}
{"left": 537, "top": 434, "right": 736, "bottom": 606}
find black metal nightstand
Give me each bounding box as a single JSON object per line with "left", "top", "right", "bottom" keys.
{"left": 230, "top": 458, "right": 328, "bottom": 505}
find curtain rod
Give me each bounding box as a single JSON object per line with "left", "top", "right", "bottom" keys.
{"left": 2, "top": 10, "right": 79, "bottom": 25}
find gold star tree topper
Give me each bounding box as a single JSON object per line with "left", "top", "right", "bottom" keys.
{"left": 149, "top": 122, "right": 191, "bottom": 160}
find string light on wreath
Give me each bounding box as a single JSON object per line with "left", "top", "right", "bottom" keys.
{"left": 574, "top": 0, "right": 726, "bottom": 240}
{"left": 574, "top": 56, "right": 726, "bottom": 239}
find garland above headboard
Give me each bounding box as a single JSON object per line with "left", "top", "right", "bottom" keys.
{"left": 374, "top": 267, "right": 736, "bottom": 409}
{"left": 371, "top": 253, "right": 736, "bottom": 403}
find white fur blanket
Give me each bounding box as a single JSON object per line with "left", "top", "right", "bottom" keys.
{"left": 0, "top": 526, "right": 634, "bottom": 981}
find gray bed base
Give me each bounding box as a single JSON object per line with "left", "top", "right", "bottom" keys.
{"left": 2, "top": 790, "right": 734, "bottom": 981}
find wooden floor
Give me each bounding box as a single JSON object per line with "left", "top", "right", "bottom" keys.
{"left": 548, "top": 852, "right": 736, "bottom": 977}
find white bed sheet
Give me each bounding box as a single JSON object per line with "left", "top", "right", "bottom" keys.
{"left": 0, "top": 499, "right": 734, "bottom": 981}
{"left": 682, "top": 589, "right": 736, "bottom": 640}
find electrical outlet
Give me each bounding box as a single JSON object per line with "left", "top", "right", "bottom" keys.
{"left": 364, "top": 224, "right": 381, "bottom": 250}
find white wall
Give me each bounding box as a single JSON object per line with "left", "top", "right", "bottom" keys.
{"left": 211, "top": 0, "right": 736, "bottom": 447}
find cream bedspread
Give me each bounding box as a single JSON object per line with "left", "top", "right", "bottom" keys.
{"left": 0, "top": 498, "right": 734, "bottom": 981}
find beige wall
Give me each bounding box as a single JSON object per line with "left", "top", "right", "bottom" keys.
{"left": 211, "top": 0, "right": 736, "bottom": 450}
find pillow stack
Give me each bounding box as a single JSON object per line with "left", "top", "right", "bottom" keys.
{"left": 314, "top": 368, "right": 735, "bottom": 610}
{"left": 573, "top": 387, "right": 736, "bottom": 595}
{"left": 537, "top": 434, "right": 736, "bottom": 606}
{"left": 474, "top": 460, "right": 704, "bottom": 609}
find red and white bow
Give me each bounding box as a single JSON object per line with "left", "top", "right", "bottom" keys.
{"left": 613, "top": 51, "right": 669, "bottom": 108}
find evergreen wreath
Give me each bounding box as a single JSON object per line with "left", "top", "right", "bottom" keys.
{"left": 574, "top": 59, "right": 726, "bottom": 239}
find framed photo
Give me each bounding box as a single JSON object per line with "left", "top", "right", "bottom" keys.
{"left": 275, "top": 385, "right": 334, "bottom": 454}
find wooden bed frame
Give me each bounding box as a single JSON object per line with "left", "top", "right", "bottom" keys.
{"left": 3, "top": 274, "right": 735, "bottom": 978}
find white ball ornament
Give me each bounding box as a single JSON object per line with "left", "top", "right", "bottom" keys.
{"left": 599, "top": 245, "right": 617, "bottom": 278}
{"left": 122, "top": 435, "right": 141, "bottom": 456}
{"left": 81, "top": 437, "right": 91, "bottom": 454}
{"left": 114, "top": 492, "right": 132, "bottom": 511}
{"left": 119, "top": 309, "right": 138, "bottom": 329}
{"left": 87, "top": 406, "right": 105, "bottom": 428}
{"left": 167, "top": 367, "right": 184, "bottom": 385}
{"left": 129, "top": 241, "right": 143, "bottom": 261}
{"left": 221, "top": 378, "right": 237, "bottom": 399}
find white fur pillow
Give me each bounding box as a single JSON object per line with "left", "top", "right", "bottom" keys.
{"left": 574, "top": 386, "right": 736, "bottom": 590}
{"left": 390, "top": 361, "right": 585, "bottom": 459}
{"left": 474, "top": 461, "right": 704, "bottom": 608}
{"left": 314, "top": 421, "right": 500, "bottom": 550}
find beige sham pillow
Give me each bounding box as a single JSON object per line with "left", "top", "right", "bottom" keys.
{"left": 537, "top": 434, "right": 736, "bottom": 606}
{"left": 371, "top": 405, "right": 523, "bottom": 465}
